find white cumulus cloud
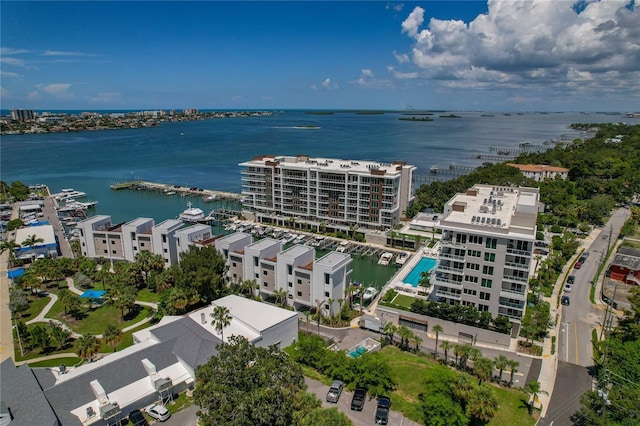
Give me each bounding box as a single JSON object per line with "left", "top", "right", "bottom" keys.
{"left": 321, "top": 78, "right": 339, "bottom": 90}
{"left": 399, "top": 0, "right": 640, "bottom": 104}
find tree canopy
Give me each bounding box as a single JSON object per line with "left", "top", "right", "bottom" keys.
{"left": 194, "top": 336, "right": 305, "bottom": 426}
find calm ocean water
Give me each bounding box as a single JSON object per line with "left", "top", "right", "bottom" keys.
{"left": 2, "top": 110, "right": 636, "bottom": 223}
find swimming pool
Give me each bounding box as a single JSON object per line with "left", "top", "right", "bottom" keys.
{"left": 403, "top": 257, "right": 437, "bottom": 287}
{"left": 80, "top": 289, "right": 106, "bottom": 299}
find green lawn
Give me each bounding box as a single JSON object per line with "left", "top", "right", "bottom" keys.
{"left": 378, "top": 346, "right": 534, "bottom": 426}
{"left": 49, "top": 301, "right": 149, "bottom": 335}
{"left": 29, "top": 357, "right": 82, "bottom": 368}
{"left": 135, "top": 288, "right": 162, "bottom": 303}
{"left": 392, "top": 294, "right": 417, "bottom": 309}
{"left": 17, "top": 295, "right": 51, "bottom": 322}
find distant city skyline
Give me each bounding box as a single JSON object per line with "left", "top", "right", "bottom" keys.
{"left": 1, "top": 1, "right": 638, "bottom": 111}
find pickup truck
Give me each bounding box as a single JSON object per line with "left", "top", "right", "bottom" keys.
{"left": 375, "top": 396, "right": 392, "bottom": 425}
{"left": 350, "top": 387, "right": 367, "bottom": 411}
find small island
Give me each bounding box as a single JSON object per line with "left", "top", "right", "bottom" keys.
{"left": 399, "top": 117, "right": 434, "bottom": 122}
{"left": 439, "top": 114, "right": 462, "bottom": 118}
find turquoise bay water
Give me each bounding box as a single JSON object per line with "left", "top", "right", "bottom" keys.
{"left": 403, "top": 257, "right": 437, "bottom": 287}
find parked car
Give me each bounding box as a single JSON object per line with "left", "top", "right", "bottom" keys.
{"left": 326, "top": 380, "right": 344, "bottom": 403}
{"left": 564, "top": 283, "right": 572, "bottom": 293}
{"left": 375, "top": 396, "right": 392, "bottom": 425}
{"left": 562, "top": 295, "right": 571, "bottom": 306}
{"left": 351, "top": 387, "right": 367, "bottom": 411}
{"left": 535, "top": 241, "right": 548, "bottom": 247}
{"left": 145, "top": 404, "right": 170, "bottom": 422}
{"left": 128, "top": 409, "right": 148, "bottom": 426}
{"left": 567, "top": 275, "right": 575, "bottom": 284}
{"left": 574, "top": 261, "right": 582, "bottom": 269}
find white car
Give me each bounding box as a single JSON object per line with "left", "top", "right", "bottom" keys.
{"left": 564, "top": 283, "right": 572, "bottom": 293}
{"left": 145, "top": 404, "right": 170, "bottom": 422}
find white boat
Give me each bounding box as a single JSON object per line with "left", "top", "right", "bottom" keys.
{"left": 178, "top": 202, "right": 205, "bottom": 223}
{"left": 336, "top": 240, "right": 349, "bottom": 252}
{"left": 204, "top": 194, "right": 218, "bottom": 202}
{"left": 58, "top": 190, "right": 87, "bottom": 200}
{"left": 395, "top": 252, "right": 409, "bottom": 265}
{"left": 378, "top": 252, "right": 393, "bottom": 266}
{"left": 165, "top": 191, "right": 176, "bottom": 196}
{"left": 362, "top": 287, "right": 378, "bottom": 301}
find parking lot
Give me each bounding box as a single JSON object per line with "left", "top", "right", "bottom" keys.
{"left": 304, "top": 377, "right": 421, "bottom": 426}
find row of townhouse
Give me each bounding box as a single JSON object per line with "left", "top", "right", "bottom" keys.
{"left": 239, "top": 154, "right": 416, "bottom": 232}
{"left": 76, "top": 215, "right": 214, "bottom": 266}
{"left": 215, "top": 232, "right": 352, "bottom": 317}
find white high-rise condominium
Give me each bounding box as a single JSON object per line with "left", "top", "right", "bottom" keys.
{"left": 433, "top": 184, "right": 540, "bottom": 323}
{"left": 239, "top": 155, "right": 416, "bottom": 232}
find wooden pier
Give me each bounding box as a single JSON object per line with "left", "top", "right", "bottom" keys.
{"left": 110, "top": 180, "right": 244, "bottom": 201}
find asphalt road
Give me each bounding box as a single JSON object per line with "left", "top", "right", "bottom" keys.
{"left": 543, "top": 208, "right": 628, "bottom": 425}
{"left": 558, "top": 208, "right": 627, "bottom": 368}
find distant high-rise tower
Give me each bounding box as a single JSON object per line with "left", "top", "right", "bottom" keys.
{"left": 11, "top": 109, "right": 35, "bottom": 121}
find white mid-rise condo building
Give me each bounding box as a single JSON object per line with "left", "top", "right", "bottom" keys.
{"left": 433, "top": 184, "right": 540, "bottom": 323}
{"left": 239, "top": 155, "right": 416, "bottom": 232}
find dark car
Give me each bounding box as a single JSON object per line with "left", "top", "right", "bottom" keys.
{"left": 351, "top": 387, "right": 367, "bottom": 411}
{"left": 567, "top": 275, "right": 575, "bottom": 284}
{"left": 535, "top": 241, "right": 548, "bottom": 247}
{"left": 562, "top": 295, "right": 570, "bottom": 306}
{"left": 128, "top": 409, "right": 148, "bottom": 426}
{"left": 375, "top": 396, "right": 392, "bottom": 425}
{"left": 326, "top": 380, "right": 344, "bottom": 403}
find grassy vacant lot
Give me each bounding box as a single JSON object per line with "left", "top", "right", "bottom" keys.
{"left": 368, "top": 346, "right": 534, "bottom": 426}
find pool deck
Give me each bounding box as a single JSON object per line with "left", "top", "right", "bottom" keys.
{"left": 371, "top": 243, "right": 440, "bottom": 307}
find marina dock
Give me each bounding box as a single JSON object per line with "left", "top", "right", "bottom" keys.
{"left": 110, "top": 180, "right": 244, "bottom": 201}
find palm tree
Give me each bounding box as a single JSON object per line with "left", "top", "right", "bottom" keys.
{"left": 473, "top": 357, "right": 494, "bottom": 385}
{"left": 468, "top": 383, "right": 499, "bottom": 422}
{"left": 432, "top": 324, "right": 443, "bottom": 359}
{"left": 327, "top": 298, "right": 335, "bottom": 325}
{"left": 411, "top": 333, "right": 423, "bottom": 352}
{"left": 397, "top": 325, "right": 413, "bottom": 351}
{"left": 21, "top": 234, "right": 44, "bottom": 259}
{"left": 0, "top": 239, "right": 21, "bottom": 267}
{"left": 524, "top": 380, "right": 547, "bottom": 413}
{"left": 103, "top": 324, "right": 123, "bottom": 352}
{"left": 74, "top": 334, "right": 101, "bottom": 362}
{"left": 273, "top": 288, "right": 288, "bottom": 307}
{"left": 440, "top": 340, "right": 452, "bottom": 364}
{"left": 304, "top": 310, "right": 311, "bottom": 333}
{"left": 210, "top": 305, "right": 232, "bottom": 344}
{"left": 314, "top": 298, "right": 325, "bottom": 335}
{"left": 336, "top": 298, "right": 344, "bottom": 325}
{"left": 494, "top": 355, "right": 510, "bottom": 384}
{"left": 452, "top": 374, "right": 475, "bottom": 409}
{"left": 383, "top": 322, "right": 398, "bottom": 344}
{"left": 507, "top": 359, "right": 520, "bottom": 386}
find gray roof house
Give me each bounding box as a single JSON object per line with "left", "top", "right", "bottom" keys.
{"left": 0, "top": 358, "right": 59, "bottom": 426}
{"left": 21, "top": 295, "right": 297, "bottom": 425}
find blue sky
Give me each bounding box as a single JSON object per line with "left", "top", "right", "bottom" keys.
{"left": 1, "top": 1, "right": 638, "bottom": 111}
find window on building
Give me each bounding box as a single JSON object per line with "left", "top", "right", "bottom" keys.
{"left": 325, "top": 291, "right": 330, "bottom": 297}
{"left": 103, "top": 249, "right": 108, "bottom": 254}
{"left": 482, "top": 265, "right": 494, "bottom": 275}
{"left": 463, "top": 288, "right": 477, "bottom": 296}
{"left": 162, "top": 234, "right": 167, "bottom": 243}
{"left": 297, "top": 291, "right": 302, "bottom": 297}
{"left": 464, "top": 275, "right": 478, "bottom": 283}
{"left": 262, "top": 270, "right": 267, "bottom": 276}
{"left": 479, "top": 292, "right": 491, "bottom": 301}
{"left": 481, "top": 278, "right": 492, "bottom": 288}
{"left": 254, "top": 256, "right": 259, "bottom": 267}
{"left": 112, "top": 250, "right": 116, "bottom": 254}
{"left": 163, "top": 248, "right": 167, "bottom": 253}
{"left": 484, "top": 253, "right": 495, "bottom": 262}
{"left": 324, "top": 304, "right": 329, "bottom": 310}
{"left": 297, "top": 279, "right": 302, "bottom": 284}
{"left": 140, "top": 242, "right": 145, "bottom": 247}
{"left": 485, "top": 238, "right": 498, "bottom": 249}
{"left": 466, "top": 262, "right": 479, "bottom": 270}
{"left": 325, "top": 273, "right": 330, "bottom": 285}
{"left": 479, "top": 304, "right": 489, "bottom": 312}
{"left": 223, "top": 249, "right": 228, "bottom": 257}
{"left": 102, "top": 239, "right": 106, "bottom": 244}
{"left": 288, "top": 282, "right": 293, "bottom": 288}
{"left": 263, "top": 282, "right": 268, "bottom": 287}
{"left": 255, "top": 273, "right": 259, "bottom": 279}
{"left": 287, "top": 264, "right": 293, "bottom": 275}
